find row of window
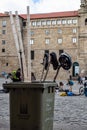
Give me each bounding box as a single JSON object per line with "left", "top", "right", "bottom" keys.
{"left": 3, "top": 17, "right": 87, "bottom": 28}
{"left": 30, "top": 19, "right": 78, "bottom": 27}
{"left": 1, "top": 27, "right": 77, "bottom": 37}
{"left": 2, "top": 38, "right": 77, "bottom": 46}
{"left": 3, "top": 18, "right": 87, "bottom": 28}
{"left": 1, "top": 34, "right": 77, "bottom": 45}
{"left": 2, "top": 48, "right": 63, "bottom": 56}
{"left": 45, "top": 49, "right": 63, "bottom": 55}
{"left": 31, "top": 28, "right": 77, "bottom": 36}
{"left": 31, "top": 50, "right": 64, "bottom": 59}
{"left": 30, "top": 37, "right": 77, "bottom": 44}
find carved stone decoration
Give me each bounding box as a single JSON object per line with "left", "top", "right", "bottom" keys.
{"left": 80, "top": 0, "right": 87, "bottom": 9}
{"left": 81, "top": 0, "right": 86, "bottom": 5}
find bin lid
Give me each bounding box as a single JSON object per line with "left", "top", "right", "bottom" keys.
{"left": 3, "top": 81, "right": 57, "bottom": 89}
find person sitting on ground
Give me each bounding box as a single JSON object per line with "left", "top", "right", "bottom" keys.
{"left": 60, "top": 81, "right": 80, "bottom": 96}
{"left": 58, "top": 82, "right": 64, "bottom": 92}
{"left": 66, "top": 81, "right": 80, "bottom": 96}
{"left": 66, "top": 80, "right": 74, "bottom": 95}
{"left": 58, "top": 81, "right": 73, "bottom": 93}
{"left": 59, "top": 79, "right": 74, "bottom": 95}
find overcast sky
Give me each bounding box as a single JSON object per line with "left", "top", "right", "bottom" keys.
{"left": 0, "top": 0, "right": 81, "bottom": 14}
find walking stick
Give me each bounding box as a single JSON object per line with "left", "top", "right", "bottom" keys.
{"left": 43, "top": 61, "right": 50, "bottom": 81}
{"left": 40, "top": 57, "right": 46, "bottom": 82}
{"left": 40, "top": 53, "right": 49, "bottom": 82}
{"left": 53, "top": 65, "right": 61, "bottom": 82}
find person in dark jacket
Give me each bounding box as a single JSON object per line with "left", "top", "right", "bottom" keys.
{"left": 15, "top": 68, "right": 22, "bottom": 81}
{"left": 78, "top": 74, "right": 83, "bottom": 84}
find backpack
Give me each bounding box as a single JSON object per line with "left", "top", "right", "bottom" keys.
{"left": 68, "top": 80, "right": 74, "bottom": 86}
{"left": 67, "top": 91, "right": 74, "bottom": 96}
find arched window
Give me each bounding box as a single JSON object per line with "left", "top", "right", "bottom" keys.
{"left": 85, "top": 18, "right": 87, "bottom": 25}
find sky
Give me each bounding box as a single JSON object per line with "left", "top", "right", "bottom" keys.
{"left": 0, "top": 0, "right": 81, "bottom": 14}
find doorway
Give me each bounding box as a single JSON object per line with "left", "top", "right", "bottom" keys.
{"left": 73, "top": 62, "right": 79, "bottom": 77}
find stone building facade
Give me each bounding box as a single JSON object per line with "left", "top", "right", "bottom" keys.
{"left": 0, "top": 1, "right": 87, "bottom": 80}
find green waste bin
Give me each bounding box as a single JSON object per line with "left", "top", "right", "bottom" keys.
{"left": 3, "top": 82, "right": 57, "bottom": 130}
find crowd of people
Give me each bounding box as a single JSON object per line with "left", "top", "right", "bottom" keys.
{"left": 56, "top": 75, "right": 82, "bottom": 96}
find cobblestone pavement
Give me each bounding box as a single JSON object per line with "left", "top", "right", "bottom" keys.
{"left": 0, "top": 78, "right": 87, "bottom": 130}
{"left": 0, "top": 78, "right": 10, "bottom": 130}
{"left": 53, "top": 81, "right": 87, "bottom": 130}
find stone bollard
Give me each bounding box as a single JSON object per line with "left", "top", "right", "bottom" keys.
{"left": 3, "top": 81, "right": 57, "bottom": 130}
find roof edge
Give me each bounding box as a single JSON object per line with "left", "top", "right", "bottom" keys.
{"left": 20, "top": 10, "right": 79, "bottom": 20}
